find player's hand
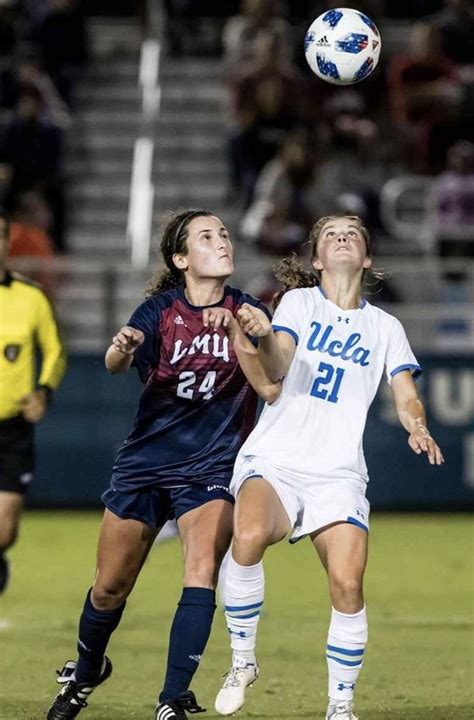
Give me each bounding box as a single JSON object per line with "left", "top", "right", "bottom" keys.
{"left": 203, "top": 308, "right": 239, "bottom": 340}
{"left": 408, "top": 425, "right": 444, "bottom": 465}
{"left": 20, "top": 389, "right": 48, "bottom": 423}
{"left": 112, "top": 326, "right": 145, "bottom": 355}
{"left": 236, "top": 303, "right": 272, "bottom": 338}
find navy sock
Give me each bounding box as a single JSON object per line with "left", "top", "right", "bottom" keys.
{"left": 159, "top": 587, "right": 216, "bottom": 703}
{"left": 75, "top": 588, "right": 125, "bottom": 684}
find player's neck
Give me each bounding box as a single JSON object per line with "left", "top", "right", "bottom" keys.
{"left": 320, "top": 273, "right": 363, "bottom": 310}
{"left": 184, "top": 279, "right": 226, "bottom": 308}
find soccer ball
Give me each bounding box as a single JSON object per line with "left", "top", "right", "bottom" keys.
{"left": 304, "top": 8, "right": 381, "bottom": 85}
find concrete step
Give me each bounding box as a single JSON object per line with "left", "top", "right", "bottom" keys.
{"left": 75, "top": 85, "right": 141, "bottom": 110}
{"left": 158, "top": 113, "right": 224, "bottom": 132}
{"left": 161, "top": 60, "right": 224, "bottom": 82}
{"left": 69, "top": 207, "right": 128, "bottom": 228}
{"left": 67, "top": 159, "right": 133, "bottom": 179}
{"left": 88, "top": 17, "right": 142, "bottom": 59}
{"left": 154, "top": 158, "right": 224, "bottom": 175}
{"left": 80, "top": 110, "right": 141, "bottom": 126}
{"left": 161, "top": 85, "right": 225, "bottom": 104}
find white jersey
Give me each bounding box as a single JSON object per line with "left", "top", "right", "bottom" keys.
{"left": 241, "top": 286, "right": 421, "bottom": 484}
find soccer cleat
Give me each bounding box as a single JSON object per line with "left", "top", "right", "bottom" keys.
{"left": 46, "top": 656, "right": 113, "bottom": 719}
{"left": 326, "top": 700, "right": 359, "bottom": 720}
{"left": 153, "top": 690, "right": 205, "bottom": 719}
{"left": 214, "top": 659, "right": 259, "bottom": 715}
{"left": 0, "top": 555, "right": 10, "bottom": 593}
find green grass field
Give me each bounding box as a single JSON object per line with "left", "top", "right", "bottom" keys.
{"left": 0, "top": 512, "right": 472, "bottom": 720}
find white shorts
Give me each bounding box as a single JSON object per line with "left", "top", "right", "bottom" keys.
{"left": 230, "top": 454, "right": 370, "bottom": 542}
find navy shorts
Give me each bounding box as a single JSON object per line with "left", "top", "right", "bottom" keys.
{"left": 102, "top": 482, "right": 234, "bottom": 529}
{"left": 0, "top": 416, "right": 34, "bottom": 494}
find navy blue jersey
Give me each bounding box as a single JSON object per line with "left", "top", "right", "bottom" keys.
{"left": 111, "top": 285, "right": 270, "bottom": 490}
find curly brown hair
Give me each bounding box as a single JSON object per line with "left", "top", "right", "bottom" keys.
{"left": 272, "top": 214, "right": 386, "bottom": 308}
{"left": 146, "top": 209, "right": 214, "bottom": 297}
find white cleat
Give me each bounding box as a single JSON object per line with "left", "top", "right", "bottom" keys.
{"left": 326, "top": 700, "right": 359, "bottom": 720}
{"left": 214, "top": 659, "right": 259, "bottom": 715}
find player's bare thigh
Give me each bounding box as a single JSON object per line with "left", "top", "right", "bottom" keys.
{"left": 233, "top": 477, "right": 292, "bottom": 565}
{"left": 311, "top": 521, "right": 368, "bottom": 613}
{"left": 178, "top": 499, "right": 233, "bottom": 589}
{"left": 0, "top": 491, "right": 24, "bottom": 548}
{"left": 92, "top": 508, "right": 158, "bottom": 610}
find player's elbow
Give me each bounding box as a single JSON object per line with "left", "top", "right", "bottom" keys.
{"left": 260, "top": 381, "right": 282, "bottom": 404}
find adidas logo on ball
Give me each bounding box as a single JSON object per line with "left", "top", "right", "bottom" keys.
{"left": 316, "top": 35, "right": 331, "bottom": 47}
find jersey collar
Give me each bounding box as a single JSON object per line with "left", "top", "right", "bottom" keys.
{"left": 178, "top": 284, "right": 229, "bottom": 310}
{"left": 317, "top": 285, "right": 367, "bottom": 309}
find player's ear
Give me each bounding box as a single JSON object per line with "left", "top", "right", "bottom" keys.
{"left": 363, "top": 256, "right": 372, "bottom": 270}
{"left": 173, "top": 253, "right": 188, "bottom": 271}
{"left": 312, "top": 256, "right": 324, "bottom": 271}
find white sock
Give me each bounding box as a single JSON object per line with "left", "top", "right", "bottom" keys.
{"left": 326, "top": 606, "right": 368, "bottom": 702}
{"left": 224, "top": 553, "right": 264, "bottom": 664}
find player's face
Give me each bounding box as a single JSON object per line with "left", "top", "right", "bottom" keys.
{"left": 174, "top": 215, "right": 234, "bottom": 281}
{"left": 312, "top": 219, "right": 372, "bottom": 275}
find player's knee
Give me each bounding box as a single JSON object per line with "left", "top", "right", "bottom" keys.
{"left": 233, "top": 525, "right": 270, "bottom": 558}
{"left": 0, "top": 521, "right": 19, "bottom": 551}
{"left": 330, "top": 572, "right": 363, "bottom": 604}
{"left": 92, "top": 580, "right": 132, "bottom": 610}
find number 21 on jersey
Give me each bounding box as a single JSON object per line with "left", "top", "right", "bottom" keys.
{"left": 310, "top": 362, "right": 345, "bottom": 404}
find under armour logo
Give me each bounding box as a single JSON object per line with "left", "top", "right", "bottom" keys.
{"left": 337, "top": 316, "right": 350, "bottom": 324}
{"left": 228, "top": 629, "right": 247, "bottom": 638}
{"left": 174, "top": 314, "right": 185, "bottom": 325}
{"left": 337, "top": 682, "right": 355, "bottom": 691}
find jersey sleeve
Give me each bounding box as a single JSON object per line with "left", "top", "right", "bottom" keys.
{"left": 271, "top": 290, "right": 305, "bottom": 345}
{"left": 385, "top": 316, "right": 422, "bottom": 384}
{"left": 35, "top": 291, "right": 67, "bottom": 391}
{"left": 128, "top": 298, "right": 162, "bottom": 383}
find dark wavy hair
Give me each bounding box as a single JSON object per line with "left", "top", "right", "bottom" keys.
{"left": 146, "top": 209, "right": 215, "bottom": 297}
{"left": 272, "top": 214, "right": 386, "bottom": 308}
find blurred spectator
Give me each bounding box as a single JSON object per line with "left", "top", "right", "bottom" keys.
{"left": 223, "top": 0, "right": 292, "bottom": 69}
{"left": 164, "top": 0, "right": 240, "bottom": 56}
{"left": 1, "top": 48, "right": 70, "bottom": 128}
{"left": 30, "top": 0, "right": 88, "bottom": 106}
{"left": 429, "top": 140, "right": 474, "bottom": 259}
{"left": 384, "top": 0, "right": 444, "bottom": 18}
{"left": 0, "top": 1, "right": 19, "bottom": 59}
{"left": 0, "top": 90, "right": 66, "bottom": 252}
{"left": 226, "top": 28, "right": 308, "bottom": 206}
{"left": 428, "top": 139, "right": 474, "bottom": 339}
{"left": 316, "top": 91, "right": 387, "bottom": 231}
{"left": 241, "top": 130, "right": 323, "bottom": 253}
{"left": 434, "top": 0, "right": 474, "bottom": 67}
{"left": 388, "top": 22, "right": 462, "bottom": 172}
{"left": 8, "top": 191, "right": 54, "bottom": 258}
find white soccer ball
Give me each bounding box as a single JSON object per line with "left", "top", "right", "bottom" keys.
{"left": 304, "top": 8, "right": 381, "bottom": 85}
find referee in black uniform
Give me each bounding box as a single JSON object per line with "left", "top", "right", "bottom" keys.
{"left": 0, "top": 210, "right": 66, "bottom": 593}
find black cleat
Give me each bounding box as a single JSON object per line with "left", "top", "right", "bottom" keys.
{"left": 0, "top": 555, "right": 10, "bottom": 593}
{"left": 47, "top": 657, "right": 113, "bottom": 719}
{"left": 153, "top": 690, "right": 206, "bottom": 719}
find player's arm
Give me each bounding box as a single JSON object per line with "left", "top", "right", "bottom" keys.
{"left": 105, "top": 326, "right": 145, "bottom": 374}
{"left": 236, "top": 303, "right": 296, "bottom": 382}
{"left": 203, "top": 307, "right": 281, "bottom": 403}
{"left": 390, "top": 370, "right": 444, "bottom": 465}
{"left": 22, "top": 292, "right": 67, "bottom": 423}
